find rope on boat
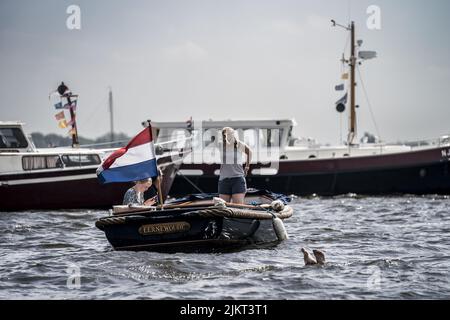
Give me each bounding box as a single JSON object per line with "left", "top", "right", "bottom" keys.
{"left": 95, "top": 217, "right": 126, "bottom": 229}
{"left": 177, "top": 171, "right": 205, "bottom": 194}
{"left": 95, "top": 205, "right": 293, "bottom": 228}
{"left": 190, "top": 206, "right": 293, "bottom": 220}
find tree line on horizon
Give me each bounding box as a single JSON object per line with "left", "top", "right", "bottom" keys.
{"left": 30, "top": 132, "right": 130, "bottom": 148}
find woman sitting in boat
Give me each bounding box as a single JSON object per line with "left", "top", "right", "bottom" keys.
{"left": 123, "top": 178, "right": 157, "bottom": 206}
{"left": 218, "top": 127, "right": 252, "bottom": 204}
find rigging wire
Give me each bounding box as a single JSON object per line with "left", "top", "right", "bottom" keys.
{"left": 347, "top": 0, "right": 352, "bottom": 25}
{"left": 178, "top": 171, "right": 205, "bottom": 194}
{"left": 356, "top": 64, "right": 382, "bottom": 141}
{"left": 342, "top": 32, "right": 350, "bottom": 67}
{"left": 79, "top": 92, "right": 109, "bottom": 133}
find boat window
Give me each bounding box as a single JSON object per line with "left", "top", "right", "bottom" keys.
{"left": 157, "top": 128, "right": 192, "bottom": 150}
{"left": 61, "top": 154, "right": 101, "bottom": 167}
{"left": 258, "top": 129, "right": 282, "bottom": 148}
{"left": 243, "top": 129, "right": 257, "bottom": 148}
{"left": 203, "top": 129, "right": 219, "bottom": 148}
{"left": 22, "top": 156, "right": 63, "bottom": 170}
{"left": 158, "top": 128, "right": 189, "bottom": 142}
{"left": 235, "top": 128, "right": 244, "bottom": 143}
{"left": 0, "top": 128, "right": 28, "bottom": 149}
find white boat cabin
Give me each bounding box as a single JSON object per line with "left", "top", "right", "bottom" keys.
{"left": 0, "top": 121, "right": 104, "bottom": 175}
{"left": 150, "top": 118, "right": 450, "bottom": 164}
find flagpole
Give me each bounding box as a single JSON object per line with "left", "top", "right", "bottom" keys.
{"left": 147, "top": 120, "right": 164, "bottom": 209}
{"left": 157, "top": 176, "right": 164, "bottom": 209}
{"left": 67, "top": 94, "right": 80, "bottom": 148}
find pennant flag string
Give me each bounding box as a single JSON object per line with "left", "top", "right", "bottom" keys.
{"left": 54, "top": 111, "right": 65, "bottom": 121}
{"left": 58, "top": 120, "right": 68, "bottom": 129}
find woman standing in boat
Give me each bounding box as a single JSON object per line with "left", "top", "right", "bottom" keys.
{"left": 218, "top": 127, "right": 252, "bottom": 204}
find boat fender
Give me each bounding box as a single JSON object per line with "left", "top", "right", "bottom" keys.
{"left": 271, "top": 213, "right": 289, "bottom": 241}
{"left": 213, "top": 197, "right": 227, "bottom": 208}
{"left": 271, "top": 200, "right": 285, "bottom": 212}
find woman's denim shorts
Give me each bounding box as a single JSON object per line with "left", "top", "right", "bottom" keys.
{"left": 218, "top": 176, "right": 247, "bottom": 195}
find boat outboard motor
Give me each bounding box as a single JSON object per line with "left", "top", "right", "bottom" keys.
{"left": 270, "top": 200, "right": 289, "bottom": 241}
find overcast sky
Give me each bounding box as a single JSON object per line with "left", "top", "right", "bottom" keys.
{"left": 1, "top": 0, "right": 449, "bottom": 145}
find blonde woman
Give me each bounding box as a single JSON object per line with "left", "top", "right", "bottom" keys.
{"left": 218, "top": 127, "right": 252, "bottom": 204}
{"left": 123, "top": 178, "right": 157, "bottom": 206}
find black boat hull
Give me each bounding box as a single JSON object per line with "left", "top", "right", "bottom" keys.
{"left": 97, "top": 211, "right": 280, "bottom": 253}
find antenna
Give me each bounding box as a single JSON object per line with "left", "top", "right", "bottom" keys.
{"left": 108, "top": 87, "right": 114, "bottom": 144}
{"left": 330, "top": 19, "right": 349, "bottom": 30}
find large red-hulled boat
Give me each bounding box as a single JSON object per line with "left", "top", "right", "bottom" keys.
{"left": 149, "top": 21, "right": 450, "bottom": 197}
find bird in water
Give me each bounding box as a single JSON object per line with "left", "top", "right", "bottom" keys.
{"left": 313, "top": 249, "right": 326, "bottom": 265}
{"left": 301, "top": 248, "right": 326, "bottom": 266}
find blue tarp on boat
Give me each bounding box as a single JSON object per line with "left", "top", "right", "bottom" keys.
{"left": 166, "top": 188, "right": 291, "bottom": 205}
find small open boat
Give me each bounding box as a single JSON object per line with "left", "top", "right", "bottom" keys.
{"left": 95, "top": 189, "right": 293, "bottom": 253}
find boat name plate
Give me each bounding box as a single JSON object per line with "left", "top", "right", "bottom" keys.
{"left": 139, "top": 222, "right": 191, "bottom": 235}
{"left": 442, "top": 148, "right": 450, "bottom": 160}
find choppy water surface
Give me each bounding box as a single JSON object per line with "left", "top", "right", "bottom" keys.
{"left": 1, "top": 195, "right": 450, "bottom": 299}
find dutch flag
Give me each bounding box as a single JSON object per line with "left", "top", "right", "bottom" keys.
{"left": 96, "top": 127, "right": 158, "bottom": 184}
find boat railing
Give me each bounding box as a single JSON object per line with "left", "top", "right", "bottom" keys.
{"left": 78, "top": 140, "right": 129, "bottom": 148}
{"left": 392, "top": 135, "right": 450, "bottom": 150}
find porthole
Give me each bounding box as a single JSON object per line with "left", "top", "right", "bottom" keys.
{"left": 419, "top": 169, "right": 426, "bottom": 178}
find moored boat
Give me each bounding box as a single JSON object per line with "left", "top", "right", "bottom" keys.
{"left": 95, "top": 189, "right": 293, "bottom": 253}
{"left": 0, "top": 121, "right": 183, "bottom": 210}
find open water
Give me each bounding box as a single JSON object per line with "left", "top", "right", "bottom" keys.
{"left": 1, "top": 195, "right": 449, "bottom": 299}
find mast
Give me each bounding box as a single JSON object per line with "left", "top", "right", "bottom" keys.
{"left": 333, "top": 20, "right": 378, "bottom": 145}
{"left": 332, "top": 19, "right": 358, "bottom": 146}
{"left": 348, "top": 21, "right": 357, "bottom": 145}
{"left": 108, "top": 87, "right": 114, "bottom": 144}
{"left": 57, "top": 82, "right": 79, "bottom": 148}
{"left": 68, "top": 95, "right": 79, "bottom": 148}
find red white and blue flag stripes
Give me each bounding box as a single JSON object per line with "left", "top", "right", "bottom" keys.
{"left": 96, "top": 127, "right": 158, "bottom": 184}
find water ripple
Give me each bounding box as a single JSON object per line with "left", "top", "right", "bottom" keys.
{"left": 1, "top": 195, "right": 450, "bottom": 299}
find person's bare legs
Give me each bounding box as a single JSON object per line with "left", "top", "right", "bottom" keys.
{"left": 231, "top": 193, "right": 245, "bottom": 204}
{"left": 220, "top": 194, "right": 231, "bottom": 202}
